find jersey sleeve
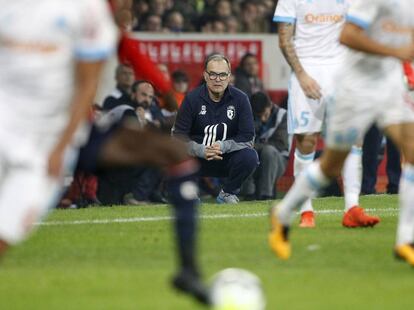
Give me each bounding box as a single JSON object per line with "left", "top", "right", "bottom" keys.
{"left": 273, "top": 0, "right": 297, "bottom": 24}
{"left": 345, "top": 0, "right": 383, "bottom": 29}
{"left": 74, "top": 0, "right": 118, "bottom": 61}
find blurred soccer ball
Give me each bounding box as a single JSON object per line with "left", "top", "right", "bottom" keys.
{"left": 210, "top": 268, "right": 266, "bottom": 310}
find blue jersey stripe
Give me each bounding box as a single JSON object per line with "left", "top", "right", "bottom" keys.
{"left": 273, "top": 16, "right": 296, "bottom": 24}
{"left": 346, "top": 14, "right": 370, "bottom": 29}
{"left": 74, "top": 47, "right": 115, "bottom": 61}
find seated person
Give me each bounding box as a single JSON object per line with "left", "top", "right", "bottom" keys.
{"left": 172, "top": 54, "right": 259, "bottom": 204}
{"left": 234, "top": 53, "right": 264, "bottom": 98}
{"left": 241, "top": 92, "right": 289, "bottom": 200}
{"left": 102, "top": 63, "right": 135, "bottom": 110}
{"left": 96, "top": 80, "right": 166, "bottom": 205}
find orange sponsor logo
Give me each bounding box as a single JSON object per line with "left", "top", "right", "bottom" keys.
{"left": 381, "top": 20, "right": 412, "bottom": 34}
{"left": 0, "top": 36, "right": 58, "bottom": 53}
{"left": 304, "top": 14, "right": 343, "bottom": 24}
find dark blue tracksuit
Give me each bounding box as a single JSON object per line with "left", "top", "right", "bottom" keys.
{"left": 173, "top": 84, "right": 259, "bottom": 194}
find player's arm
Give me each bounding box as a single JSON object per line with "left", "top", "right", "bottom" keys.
{"left": 340, "top": 23, "right": 414, "bottom": 61}
{"left": 48, "top": 60, "right": 105, "bottom": 178}
{"left": 278, "top": 22, "right": 321, "bottom": 99}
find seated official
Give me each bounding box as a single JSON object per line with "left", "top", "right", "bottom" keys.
{"left": 241, "top": 92, "right": 289, "bottom": 200}
{"left": 172, "top": 54, "right": 259, "bottom": 204}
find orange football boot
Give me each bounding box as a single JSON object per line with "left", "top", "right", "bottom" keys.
{"left": 268, "top": 206, "right": 291, "bottom": 260}
{"left": 342, "top": 206, "right": 380, "bottom": 228}
{"left": 299, "top": 211, "right": 315, "bottom": 228}
{"left": 395, "top": 244, "right": 414, "bottom": 267}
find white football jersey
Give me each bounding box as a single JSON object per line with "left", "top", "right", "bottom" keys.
{"left": 273, "top": 0, "right": 351, "bottom": 65}
{"left": 340, "top": 0, "right": 414, "bottom": 83}
{"left": 0, "top": 0, "right": 118, "bottom": 138}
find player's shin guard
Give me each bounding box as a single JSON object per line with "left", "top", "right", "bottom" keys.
{"left": 342, "top": 146, "right": 362, "bottom": 211}
{"left": 396, "top": 164, "right": 414, "bottom": 246}
{"left": 294, "top": 150, "right": 315, "bottom": 214}
{"left": 166, "top": 159, "right": 200, "bottom": 274}
{"left": 278, "top": 161, "right": 331, "bottom": 225}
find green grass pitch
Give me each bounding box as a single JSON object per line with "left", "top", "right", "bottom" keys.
{"left": 0, "top": 195, "right": 412, "bottom": 309}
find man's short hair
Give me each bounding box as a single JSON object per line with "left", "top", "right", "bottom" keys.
{"left": 250, "top": 92, "right": 272, "bottom": 115}
{"left": 204, "top": 53, "right": 231, "bottom": 71}
{"left": 171, "top": 70, "right": 189, "bottom": 83}
{"left": 115, "top": 63, "right": 133, "bottom": 76}
{"left": 131, "top": 80, "right": 153, "bottom": 93}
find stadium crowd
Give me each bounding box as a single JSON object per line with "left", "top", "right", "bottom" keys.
{"left": 118, "top": 0, "right": 279, "bottom": 33}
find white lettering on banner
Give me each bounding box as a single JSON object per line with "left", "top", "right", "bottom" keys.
{"left": 138, "top": 40, "right": 262, "bottom": 64}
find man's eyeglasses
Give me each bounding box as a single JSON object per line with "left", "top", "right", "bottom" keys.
{"left": 205, "top": 71, "right": 230, "bottom": 81}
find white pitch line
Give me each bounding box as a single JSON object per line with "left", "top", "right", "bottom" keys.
{"left": 38, "top": 207, "right": 399, "bottom": 226}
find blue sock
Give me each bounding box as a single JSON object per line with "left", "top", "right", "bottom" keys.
{"left": 167, "top": 160, "right": 200, "bottom": 274}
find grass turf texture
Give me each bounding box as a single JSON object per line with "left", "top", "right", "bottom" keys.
{"left": 0, "top": 195, "right": 411, "bottom": 309}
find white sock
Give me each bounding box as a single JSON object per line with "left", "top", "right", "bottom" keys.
{"left": 278, "top": 161, "right": 331, "bottom": 225}
{"left": 396, "top": 164, "right": 414, "bottom": 246}
{"left": 294, "top": 150, "right": 315, "bottom": 214}
{"left": 342, "top": 146, "right": 362, "bottom": 211}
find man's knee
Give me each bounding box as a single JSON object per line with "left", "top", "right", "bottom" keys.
{"left": 235, "top": 148, "right": 259, "bottom": 172}
{"left": 260, "top": 145, "right": 278, "bottom": 161}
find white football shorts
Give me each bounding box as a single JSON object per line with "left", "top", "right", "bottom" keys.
{"left": 0, "top": 130, "right": 76, "bottom": 244}
{"left": 326, "top": 70, "right": 414, "bottom": 150}
{"left": 287, "top": 63, "right": 342, "bottom": 135}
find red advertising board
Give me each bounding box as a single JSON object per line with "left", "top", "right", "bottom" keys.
{"left": 137, "top": 40, "right": 262, "bottom": 89}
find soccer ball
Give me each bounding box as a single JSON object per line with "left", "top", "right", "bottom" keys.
{"left": 210, "top": 268, "right": 266, "bottom": 310}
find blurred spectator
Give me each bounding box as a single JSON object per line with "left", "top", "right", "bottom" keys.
{"left": 102, "top": 64, "right": 135, "bottom": 110}
{"left": 225, "top": 15, "right": 240, "bottom": 33}
{"left": 171, "top": 70, "right": 190, "bottom": 107}
{"left": 215, "top": 0, "right": 233, "bottom": 19}
{"left": 241, "top": 92, "right": 288, "bottom": 200}
{"left": 234, "top": 53, "right": 264, "bottom": 97}
{"left": 149, "top": 0, "right": 170, "bottom": 17}
{"left": 201, "top": 17, "right": 227, "bottom": 33}
{"left": 239, "top": 0, "right": 261, "bottom": 33}
{"left": 132, "top": 0, "right": 150, "bottom": 28}
{"left": 141, "top": 14, "right": 163, "bottom": 32}
{"left": 164, "top": 11, "right": 185, "bottom": 33}
{"left": 171, "top": 0, "right": 198, "bottom": 31}
{"left": 157, "top": 63, "right": 171, "bottom": 80}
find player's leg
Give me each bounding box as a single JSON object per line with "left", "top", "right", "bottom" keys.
{"left": 295, "top": 133, "right": 318, "bottom": 227}
{"left": 98, "top": 125, "right": 189, "bottom": 168}
{"left": 166, "top": 161, "right": 210, "bottom": 305}
{"left": 341, "top": 144, "right": 380, "bottom": 228}
{"left": 93, "top": 125, "right": 210, "bottom": 304}
{"left": 342, "top": 145, "right": 362, "bottom": 210}
{"left": 385, "top": 122, "right": 414, "bottom": 266}
{"left": 0, "top": 164, "right": 61, "bottom": 259}
{"left": 269, "top": 147, "right": 349, "bottom": 259}
{"left": 269, "top": 80, "right": 377, "bottom": 259}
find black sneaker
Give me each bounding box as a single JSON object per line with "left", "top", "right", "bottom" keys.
{"left": 171, "top": 270, "right": 211, "bottom": 306}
